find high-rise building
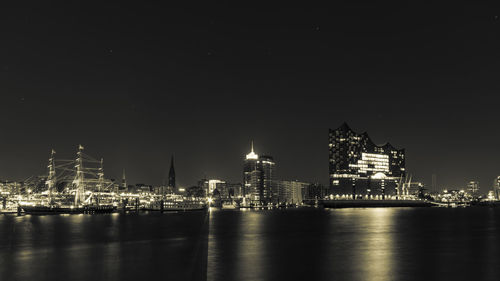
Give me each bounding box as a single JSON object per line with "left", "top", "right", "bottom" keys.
{"left": 494, "top": 176, "right": 500, "bottom": 200}
{"left": 243, "top": 142, "right": 276, "bottom": 204}
{"left": 259, "top": 155, "right": 276, "bottom": 203}
{"left": 328, "top": 123, "right": 405, "bottom": 198}
{"left": 467, "top": 181, "right": 479, "bottom": 197}
{"left": 168, "top": 155, "right": 176, "bottom": 193}
{"left": 243, "top": 143, "right": 260, "bottom": 200}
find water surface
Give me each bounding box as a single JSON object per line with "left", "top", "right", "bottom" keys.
{"left": 1, "top": 208, "right": 499, "bottom": 281}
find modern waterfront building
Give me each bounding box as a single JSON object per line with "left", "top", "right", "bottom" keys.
{"left": 328, "top": 123, "right": 405, "bottom": 198}
{"left": 259, "top": 155, "right": 276, "bottom": 202}
{"left": 243, "top": 142, "right": 276, "bottom": 205}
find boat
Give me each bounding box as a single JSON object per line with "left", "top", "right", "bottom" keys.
{"left": 221, "top": 201, "right": 239, "bottom": 209}
{"left": 141, "top": 199, "right": 207, "bottom": 212}
{"left": 22, "top": 204, "right": 116, "bottom": 214}
{"left": 21, "top": 145, "right": 117, "bottom": 215}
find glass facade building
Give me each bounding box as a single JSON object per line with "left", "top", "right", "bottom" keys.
{"left": 243, "top": 143, "right": 276, "bottom": 205}
{"left": 328, "top": 123, "right": 405, "bottom": 198}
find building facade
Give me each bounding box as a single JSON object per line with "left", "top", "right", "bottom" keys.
{"left": 277, "top": 180, "right": 310, "bottom": 204}
{"left": 243, "top": 143, "right": 276, "bottom": 205}
{"left": 329, "top": 123, "right": 405, "bottom": 198}
{"left": 304, "top": 183, "right": 329, "bottom": 200}
{"left": 467, "top": 181, "right": 479, "bottom": 197}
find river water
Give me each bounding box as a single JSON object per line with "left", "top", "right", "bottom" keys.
{"left": 1, "top": 208, "right": 499, "bottom": 281}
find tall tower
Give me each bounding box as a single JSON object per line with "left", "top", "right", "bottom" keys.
{"left": 259, "top": 155, "right": 276, "bottom": 203}
{"left": 243, "top": 142, "right": 276, "bottom": 205}
{"left": 168, "top": 155, "right": 176, "bottom": 193}
{"left": 243, "top": 142, "right": 260, "bottom": 202}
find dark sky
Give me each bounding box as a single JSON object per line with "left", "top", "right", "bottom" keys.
{"left": 1, "top": 5, "right": 499, "bottom": 192}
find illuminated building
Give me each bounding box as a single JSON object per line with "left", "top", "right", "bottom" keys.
{"left": 199, "top": 179, "right": 242, "bottom": 198}
{"left": 467, "top": 181, "right": 479, "bottom": 197}
{"left": 494, "top": 176, "right": 500, "bottom": 200}
{"left": 243, "top": 143, "right": 260, "bottom": 201}
{"left": 243, "top": 142, "right": 276, "bottom": 204}
{"left": 328, "top": 123, "right": 405, "bottom": 198}
{"left": 259, "top": 155, "right": 276, "bottom": 203}
{"left": 208, "top": 179, "right": 228, "bottom": 198}
{"left": 277, "top": 180, "right": 309, "bottom": 204}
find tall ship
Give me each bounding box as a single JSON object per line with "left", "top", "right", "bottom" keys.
{"left": 21, "top": 145, "right": 117, "bottom": 214}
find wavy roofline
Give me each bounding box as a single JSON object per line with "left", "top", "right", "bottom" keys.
{"left": 330, "top": 122, "right": 404, "bottom": 151}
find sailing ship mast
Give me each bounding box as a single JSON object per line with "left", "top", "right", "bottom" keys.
{"left": 46, "top": 149, "right": 56, "bottom": 205}
{"left": 97, "top": 158, "right": 104, "bottom": 206}
{"left": 73, "top": 145, "right": 85, "bottom": 206}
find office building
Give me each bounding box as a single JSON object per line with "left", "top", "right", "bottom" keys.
{"left": 243, "top": 142, "right": 276, "bottom": 204}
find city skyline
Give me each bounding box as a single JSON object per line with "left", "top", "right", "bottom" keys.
{"left": 2, "top": 6, "right": 500, "bottom": 281}
{"left": 2, "top": 7, "right": 500, "bottom": 192}
{"left": 0, "top": 125, "right": 497, "bottom": 195}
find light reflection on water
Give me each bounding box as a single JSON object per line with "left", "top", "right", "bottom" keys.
{"left": 0, "top": 212, "right": 207, "bottom": 281}
{"left": 331, "top": 208, "right": 396, "bottom": 281}
{"left": 2, "top": 208, "right": 500, "bottom": 281}
{"left": 208, "top": 211, "right": 264, "bottom": 281}
{"left": 207, "top": 208, "right": 500, "bottom": 281}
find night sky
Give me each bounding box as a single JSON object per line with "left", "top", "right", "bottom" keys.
{"left": 1, "top": 5, "right": 499, "bottom": 192}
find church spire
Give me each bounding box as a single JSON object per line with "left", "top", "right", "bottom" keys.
{"left": 168, "top": 155, "right": 176, "bottom": 192}
{"left": 121, "top": 169, "right": 127, "bottom": 190}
